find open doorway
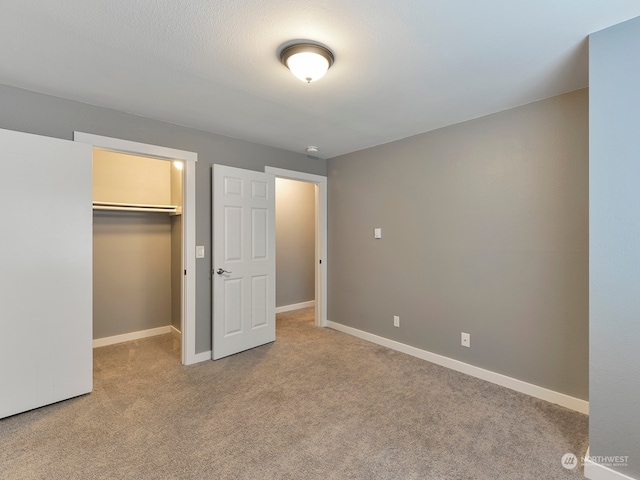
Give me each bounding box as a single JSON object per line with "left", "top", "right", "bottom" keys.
{"left": 275, "top": 177, "right": 316, "bottom": 313}
{"left": 266, "top": 167, "right": 328, "bottom": 327}
{"left": 74, "top": 132, "right": 199, "bottom": 365}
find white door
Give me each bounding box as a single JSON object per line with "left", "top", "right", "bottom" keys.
{"left": 212, "top": 165, "right": 275, "bottom": 360}
{"left": 0, "top": 128, "right": 93, "bottom": 419}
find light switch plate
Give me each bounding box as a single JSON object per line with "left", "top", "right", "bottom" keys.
{"left": 196, "top": 246, "right": 205, "bottom": 258}
{"left": 374, "top": 228, "right": 382, "bottom": 239}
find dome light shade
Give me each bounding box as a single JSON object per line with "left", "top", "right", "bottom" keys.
{"left": 280, "top": 43, "right": 334, "bottom": 83}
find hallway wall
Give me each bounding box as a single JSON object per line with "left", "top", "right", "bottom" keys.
{"left": 275, "top": 178, "right": 315, "bottom": 307}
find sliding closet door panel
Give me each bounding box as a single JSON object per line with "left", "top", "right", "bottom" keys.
{"left": 0, "top": 128, "right": 92, "bottom": 419}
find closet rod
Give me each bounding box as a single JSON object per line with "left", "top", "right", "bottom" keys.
{"left": 93, "top": 201, "right": 180, "bottom": 214}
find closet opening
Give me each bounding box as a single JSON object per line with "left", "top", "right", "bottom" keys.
{"left": 91, "top": 150, "right": 184, "bottom": 363}
{"left": 74, "top": 132, "right": 198, "bottom": 365}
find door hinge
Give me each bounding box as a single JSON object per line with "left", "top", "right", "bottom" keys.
{"left": 184, "top": 269, "right": 187, "bottom": 275}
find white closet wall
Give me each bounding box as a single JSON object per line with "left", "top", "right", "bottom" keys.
{"left": 93, "top": 150, "right": 172, "bottom": 204}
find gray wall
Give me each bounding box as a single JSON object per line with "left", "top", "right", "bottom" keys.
{"left": 590, "top": 17, "right": 640, "bottom": 478}
{"left": 0, "top": 83, "right": 325, "bottom": 354}
{"left": 275, "top": 178, "right": 316, "bottom": 307}
{"left": 327, "top": 89, "right": 589, "bottom": 400}
{"left": 93, "top": 212, "right": 172, "bottom": 339}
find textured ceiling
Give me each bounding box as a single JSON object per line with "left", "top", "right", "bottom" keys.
{"left": 1, "top": 1, "right": 640, "bottom": 159}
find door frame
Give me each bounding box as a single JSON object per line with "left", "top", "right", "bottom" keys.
{"left": 74, "top": 132, "right": 200, "bottom": 365}
{"left": 265, "top": 167, "right": 327, "bottom": 327}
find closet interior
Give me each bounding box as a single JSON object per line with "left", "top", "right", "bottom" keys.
{"left": 92, "top": 149, "right": 183, "bottom": 354}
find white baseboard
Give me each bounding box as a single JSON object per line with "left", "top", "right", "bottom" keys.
{"left": 585, "top": 447, "right": 637, "bottom": 480}
{"left": 275, "top": 300, "right": 315, "bottom": 314}
{"left": 93, "top": 326, "right": 172, "bottom": 348}
{"left": 326, "top": 320, "right": 589, "bottom": 415}
{"left": 171, "top": 325, "right": 182, "bottom": 340}
{"left": 585, "top": 461, "right": 637, "bottom": 480}
{"left": 189, "top": 350, "right": 212, "bottom": 364}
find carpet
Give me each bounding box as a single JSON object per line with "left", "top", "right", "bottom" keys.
{"left": 0, "top": 308, "right": 588, "bottom": 479}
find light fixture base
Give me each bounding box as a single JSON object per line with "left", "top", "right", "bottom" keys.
{"left": 280, "top": 42, "right": 334, "bottom": 83}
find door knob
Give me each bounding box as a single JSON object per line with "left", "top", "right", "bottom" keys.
{"left": 216, "top": 268, "right": 232, "bottom": 275}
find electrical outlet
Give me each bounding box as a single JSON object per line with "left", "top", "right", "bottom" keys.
{"left": 461, "top": 332, "right": 470, "bottom": 348}
{"left": 393, "top": 315, "right": 400, "bottom": 327}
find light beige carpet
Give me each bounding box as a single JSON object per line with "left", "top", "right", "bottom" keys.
{"left": 0, "top": 308, "right": 588, "bottom": 479}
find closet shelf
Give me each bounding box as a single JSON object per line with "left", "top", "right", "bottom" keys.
{"left": 93, "top": 201, "right": 182, "bottom": 215}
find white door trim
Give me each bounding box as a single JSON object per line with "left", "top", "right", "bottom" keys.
{"left": 73, "top": 132, "right": 199, "bottom": 365}
{"left": 265, "top": 167, "right": 327, "bottom": 328}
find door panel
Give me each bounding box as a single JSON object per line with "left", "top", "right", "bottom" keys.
{"left": 251, "top": 275, "right": 268, "bottom": 328}
{"left": 0, "top": 128, "right": 92, "bottom": 419}
{"left": 252, "top": 208, "right": 268, "bottom": 259}
{"left": 225, "top": 206, "right": 242, "bottom": 261}
{"left": 224, "top": 278, "right": 242, "bottom": 335}
{"left": 212, "top": 165, "right": 275, "bottom": 360}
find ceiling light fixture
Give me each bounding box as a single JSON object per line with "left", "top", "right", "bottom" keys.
{"left": 280, "top": 43, "right": 334, "bottom": 83}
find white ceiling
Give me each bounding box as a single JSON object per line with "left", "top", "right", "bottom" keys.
{"left": 1, "top": 1, "right": 640, "bottom": 159}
